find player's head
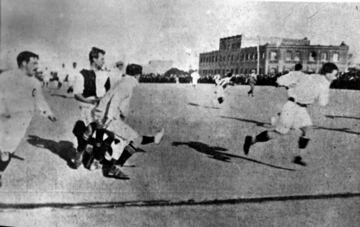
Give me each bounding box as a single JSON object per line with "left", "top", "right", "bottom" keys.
{"left": 115, "top": 60, "right": 124, "bottom": 72}
{"left": 251, "top": 69, "right": 256, "bottom": 74}
{"left": 294, "top": 63, "right": 303, "bottom": 71}
{"left": 17, "top": 51, "right": 39, "bottom": 76}
{"left": 126, "top": 64, "right": 142, "bottom": 80}
{"left": 320, "top": 62, "right": 338, "bottom": 81}
{"left": 89, "top": 47, "right": 105, "bottom": 69}
{"left": 73, "top": 62, "right": 77, "bottom": 68}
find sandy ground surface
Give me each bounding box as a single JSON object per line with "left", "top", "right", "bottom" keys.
{"left": 0, "top": 83, "right": 359, "bottom": 226}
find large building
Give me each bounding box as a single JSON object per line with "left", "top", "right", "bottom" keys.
{"left": 199, "top": 35, "right": 349, "bottom": 76}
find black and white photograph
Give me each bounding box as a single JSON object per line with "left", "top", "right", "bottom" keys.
{"left": 0, "top": 0, "right": 359, "bottom": 226}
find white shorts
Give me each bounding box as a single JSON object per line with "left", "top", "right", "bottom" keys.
{"left": 275, "top": 101, "right": 312, "bottom": 134}
{"left": 215, "top": 86, "right": 224, "bottom": 98}
{"left": 106, "top": 118, "right": 139, "bottom": 144}
{"left": 0, "top": 112, "right": 33, "bottom": 152}
{"left": 79, "top": 102, "right": 96, "bottom": 125}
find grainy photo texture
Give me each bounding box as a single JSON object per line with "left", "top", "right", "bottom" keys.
{"left": 0, "top": 0, "right": 359, "bottom": 226}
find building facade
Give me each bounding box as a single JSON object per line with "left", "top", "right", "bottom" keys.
{"left": 199, "top": 35, "right": 349, "bottom": 76}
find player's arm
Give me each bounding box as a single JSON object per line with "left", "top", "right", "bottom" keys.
{"left": 276, "top": 72, "right": 296, "bottom": 88}
{"left": 74, "top": 93, "right": 99, "bottom": 104}
{"left": 35, "top": 85, "right": 56, "bottom": 122}
{"left": 0, "top": 93, "right": 11, "bottom": 118}
{"left": 317, "top": 85, "right": 329, "bottom": 106}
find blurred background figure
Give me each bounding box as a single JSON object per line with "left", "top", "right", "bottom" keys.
{"left": 191, "top": 69, "right": 200, "bottom": 88}
{"left": 248, "top": 69, "right": 257, "bottom": 97}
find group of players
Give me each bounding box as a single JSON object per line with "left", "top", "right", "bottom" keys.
{"left": 0, "top": 47, "right": 339, "bottom": 183}
{"left": 0, "top": 47, "right": 165, "bottom": 181}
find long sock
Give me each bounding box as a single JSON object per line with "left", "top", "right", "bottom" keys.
{"left": 116, "top": 148, "right": 132, "bottom": 166}
{"left": 255, "top": 131, "right": 270, "bottom": 143}
{"left": 141, "top": 136, "right": 154, "bottom": 145}
{"left": 298, "top": 137, "right": 310, "bottom": 149}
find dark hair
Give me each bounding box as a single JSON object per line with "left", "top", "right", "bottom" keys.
{"left": 16, "top": 51, "right": 39, "bottom": 68}
{"left": 319, "top": 62, "right": 338, "bottom": 75}
{"left": 294, "top": 63, "right": 303, "bottom": 71}
{"left": 126, "top": 64, "right": 142, "bottom": 76}
{"left": 89, "top": 47, "right": 105, "bottom": 64}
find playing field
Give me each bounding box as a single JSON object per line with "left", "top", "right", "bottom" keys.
{"left": 1, "top": 84, "right": 359, "bottom": 226}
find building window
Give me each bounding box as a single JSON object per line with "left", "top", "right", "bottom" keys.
{"left": 294, "top": 51, "right": 301, "bottom": 61}
{"left": 309, "top": 51, "right": 316, "bottom": 62}
{"left": 332, "top": 53, "right": 339, "bottom": 62}
{"left": 320, "top": 52, "right": 327, "bottom": 62}
{"left": 262, "top": 52, "right": 265, "bottom": 59}
{"left": 285, "top": 51, "right": 292, "bottom": 62}
{"left": 270, "top": 67, "right": 277, "bottom": 74}
{"left": 270, "top": 51, "right": 278, "bottom": 61}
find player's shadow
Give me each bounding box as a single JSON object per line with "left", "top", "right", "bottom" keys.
{"left": 172, "top": 141, "right": 295, "bottom": 171}
{"left": 325, "top": 115, "right": 360, "bottom": 120}
{"left": 188, "top": 102, "right": 220, "bottom": 110}
{"left": 220, "top": 116, "right": 271, "bottom": 127}
{"left": 27, "top": 135, "right": 77, "bottom": 169}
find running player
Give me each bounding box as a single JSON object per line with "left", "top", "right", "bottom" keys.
{"left": 243, "top": 63, "right": 339, "bottom": 166}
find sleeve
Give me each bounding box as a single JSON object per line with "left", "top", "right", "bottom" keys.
{"left": 318, "top": 85, "right": 330, "bottom": 106}
{"left": 35, "top": 83, "right": 54, "bottom": 116}
{"left": 72, "top": 73, "right": 84, "bottom": 95}
{"left": 276, "top": 72, "right": 297, "bottom": 87}
{"left": 0, "top": 89, "right": 10, "bottom": 116}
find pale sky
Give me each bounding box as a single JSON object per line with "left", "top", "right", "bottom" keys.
{"left": 1, "top": 0, "right": 360, "bottom": 71}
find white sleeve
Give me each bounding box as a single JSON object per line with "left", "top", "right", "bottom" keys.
{"left": 0, "top": 90, "right": 10, "bottom": 116}
{"left": 276, "top": 72, "right": 297, "bottom": 87}
{"left": 318, "top": 85, "right": 330, "bottom": 106}
{"left": 72, "top": 73, "right": 84, "bottom": 95}
{"left": 35, "top": 82, "right": 54, "bottom": 116}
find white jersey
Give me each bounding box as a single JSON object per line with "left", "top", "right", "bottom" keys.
{"left": 67, "top": 68, "right": 80, "bottom": 88}
{"left": 216, "top": 76, "right": 233, "bottom": 88}
{"left": 191, "top": 72, "right": 200, "bottom": 81}
{"left": 277, "top": 72, "right": 331, "bottom": 106}
{"left": 0, "top": 69, "right": 53, "bottom": 116}
{"left": 58, "top": 68, "right": 68, "bottom": 82}
{"left": 93, "top": 75, "right": 138, "bottom": 121}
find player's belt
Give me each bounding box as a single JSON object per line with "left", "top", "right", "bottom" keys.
{"left": 288, "top": 97, "right": 308, "bottom": 107}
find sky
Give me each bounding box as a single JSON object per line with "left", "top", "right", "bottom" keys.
{"left": 1, "top": 0, "right": 360, "bottom": 71}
